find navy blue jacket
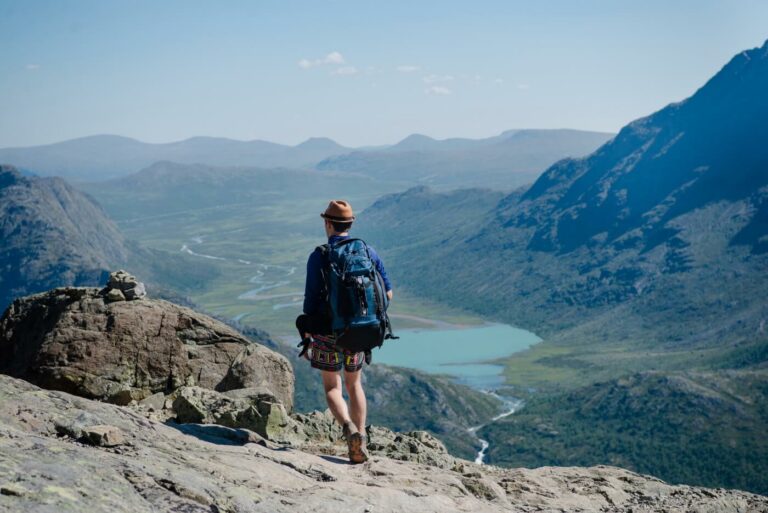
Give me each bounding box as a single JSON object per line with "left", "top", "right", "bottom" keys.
{"left": 303, "top": 234, "right": 392, "bottom": 315}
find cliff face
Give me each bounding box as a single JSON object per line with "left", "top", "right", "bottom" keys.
{"left": 1, "top": 375, "right": 766, "bottom": 513}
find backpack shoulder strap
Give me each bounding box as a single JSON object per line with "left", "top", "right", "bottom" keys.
{"left": 315, "top": 244, "right": 330, "bottom": 297}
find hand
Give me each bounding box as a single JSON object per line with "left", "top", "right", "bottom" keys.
{"left": 298, "top": 334, "right": 313, "bottom": 359}
{"left": 386, "top": 290, "right": 393, "bottom": 301}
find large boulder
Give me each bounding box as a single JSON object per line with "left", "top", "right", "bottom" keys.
{"left": 0, "top": 286, "right": 294, "bottom": 410}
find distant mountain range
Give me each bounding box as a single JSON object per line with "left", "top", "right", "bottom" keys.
{"left": 0, "top": 135, "right": 352, "bottom": 182}
{"left": 0, "top": 129, "right": 612, "bottom": 188}
{"left": 317, "top": 129, "right": 613, "bottom": 190}
{"left": 357, "top": 40, "right": 768, "bottom": 493}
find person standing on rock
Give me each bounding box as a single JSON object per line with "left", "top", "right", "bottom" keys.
{"left": 296, "top": 200, "right": 395, "bottom": 464}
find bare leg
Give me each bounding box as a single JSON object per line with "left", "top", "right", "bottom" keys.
{"left": 321, "top": 370, "right": 352, "bottom": 426}
{"left": 344, "top": 368, "right": 367, "bottom": 432}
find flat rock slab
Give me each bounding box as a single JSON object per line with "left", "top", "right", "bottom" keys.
{"left": 0, "top": 376, "right": 765, "bottom": 513}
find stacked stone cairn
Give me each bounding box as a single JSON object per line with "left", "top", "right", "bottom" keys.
{"left": 101, "top": 269, "right": 147, "bottom": 302}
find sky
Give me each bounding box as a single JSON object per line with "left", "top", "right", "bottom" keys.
{"left": 1, "top": 0, "right": 767, "bottom": 148}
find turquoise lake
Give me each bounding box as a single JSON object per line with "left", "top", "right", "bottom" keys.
{"left": 373, "top": 324, "right": 541, "bottom": 390}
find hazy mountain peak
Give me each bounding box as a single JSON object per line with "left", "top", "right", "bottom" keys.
{"left": 294, "top": 137, "right": 344, "bottom": 150}
{"left": 391, "top": 133, "right": 438, "bottom": 151}
{"left": 58, "top": 134, "right": 142, "bottom": 145}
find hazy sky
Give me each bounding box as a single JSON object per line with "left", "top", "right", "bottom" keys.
{"left": 1, "top": 0, "right": 766, "bottom": 148}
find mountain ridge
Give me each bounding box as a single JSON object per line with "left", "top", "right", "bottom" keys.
{"left": 0, "top": 134, "right": 352, "bottom": 181}
{"left": 1, "top": 128, "right": 612, "bottom": 187}
{"left": 514, "top": 39, "right": 768, "bottom": 254}
{"left": 318, "top": 128, "right": 614, "bottom": 190}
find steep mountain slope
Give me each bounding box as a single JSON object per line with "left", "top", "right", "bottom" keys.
{"left": 356, "top": 41, "right": 768, "bottom": 493}
{"left": 0, "top": 134, "right": 351, "bottom": 181}
{"left": 0, "top": 165, "right": 128, "bottom": 308}
{"left": 317, "top": 129, "right": 613, "bottom": 190}
{"left": 512, "top": 40, "right": 768, "bottom": 254}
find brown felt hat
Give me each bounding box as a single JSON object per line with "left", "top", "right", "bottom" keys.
{"left": 320, "top": 200, "right": 356, "bottom": 222}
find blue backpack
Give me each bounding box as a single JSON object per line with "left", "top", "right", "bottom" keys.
{"left": 317, "top": 238, "right": 397, "bottom": 352}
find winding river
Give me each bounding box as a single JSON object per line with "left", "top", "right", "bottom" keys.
{"left": 467, "top": 393, "right": 524, "bottom": 464}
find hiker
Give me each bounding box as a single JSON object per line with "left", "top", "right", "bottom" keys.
{"left": 296, "top": 200, "right": 395, "bottom": 464}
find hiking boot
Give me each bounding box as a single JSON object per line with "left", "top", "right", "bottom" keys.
{"left": 342, "top": 422, "right": 369, "bottom": 464}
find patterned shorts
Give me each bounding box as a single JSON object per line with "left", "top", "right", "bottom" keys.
{"left": 308, "top": 334, "right": 364, "bottom": 372}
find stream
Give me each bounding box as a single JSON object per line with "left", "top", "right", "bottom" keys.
{"left": 179, "top": 236, "right": 300, "bottom": 317}
{"left": 467, "top": 392, "right": 524, "bottom": 464}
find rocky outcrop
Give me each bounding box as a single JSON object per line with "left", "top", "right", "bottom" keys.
{"left": 126, "top": 384, "right": 460, "bottom": 461}
{"left": 1, "top": 375, "right": 765, "bottom": 513}
{"left": 170, "top": 386, "right": 297, "bottom": 442}
{"left": 0, "top": 286, "right": 294, "bottom": 410}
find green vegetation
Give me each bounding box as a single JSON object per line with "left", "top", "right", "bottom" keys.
{"left": 480, "top": 370, "right": 768, "bottom": 495}
{"left": 79, "top": 162, "right": 398, "bottom": 335}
